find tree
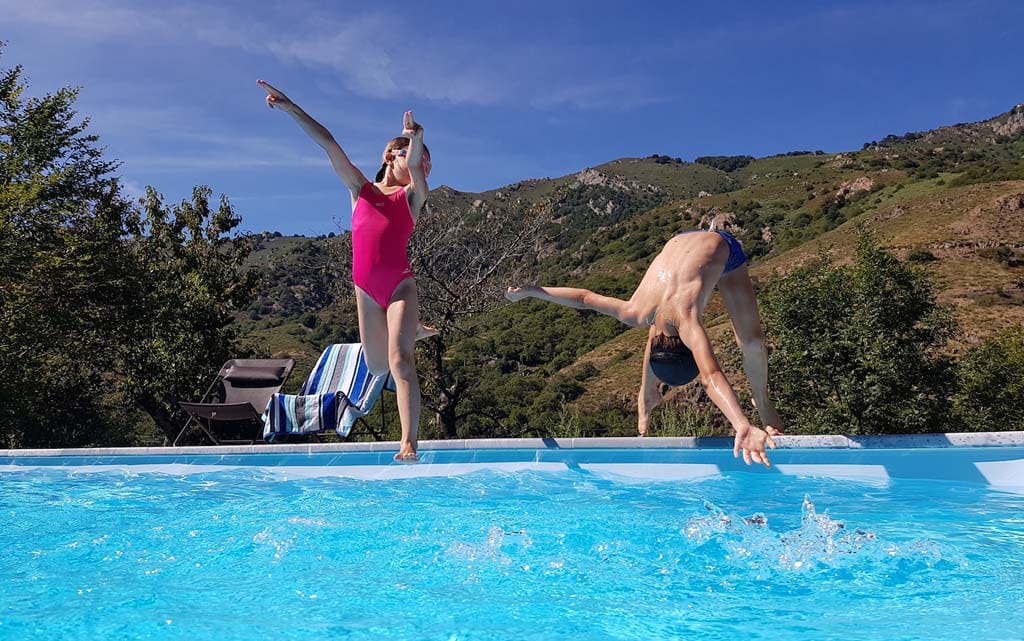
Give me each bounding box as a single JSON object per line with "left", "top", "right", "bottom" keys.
{"left": 954, "top": 326, "right": 1024, "bottom": 431}
{"left": 694, "top": 155, "right": 755, "bottom": 172}
{"left": 1, "top": 49, "right": 137, "bottom": 447}
{"left": 759, "top": 233, "right": 956, "bottom": 435}
{"left": 116, "top": 187, "right": 262, "bottom": 443}
{"left": 410, "top": 198, "right": 553, "bottom": 438}
{"left": 0, "top": 48, "right": 259, "bottom": 447}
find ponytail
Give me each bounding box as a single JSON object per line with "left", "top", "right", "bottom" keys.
{"left": 374, "top": 162, "right": 387, "bottom": 183}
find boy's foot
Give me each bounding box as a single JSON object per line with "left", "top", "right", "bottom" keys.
{"left": 504, "top": 286, "right": 533, "bottom": 302}
{"left": 416, "top": 324, "right": 439, "bottom": 341}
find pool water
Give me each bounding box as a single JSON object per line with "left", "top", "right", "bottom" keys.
{"left": 2, "top": 466, "right": 1022, "bottom": 640}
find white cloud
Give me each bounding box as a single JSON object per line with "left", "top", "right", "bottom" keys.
{"left": 118, "top": 179, "right": 147, "bottom": 199}
{"left": 1, "top": 0, "right": 657, "bottom": 110}
{"left": 80, "top": 105, "right": 337, "bottom": 170}
{"left": 0, "top": 0, "right": 170, "bottom": 40}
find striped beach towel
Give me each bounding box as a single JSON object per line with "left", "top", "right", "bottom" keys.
{"left": 262, "top": 344, "right": 392, "bottom": 439}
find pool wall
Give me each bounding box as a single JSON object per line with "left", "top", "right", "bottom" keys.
{"left": 1, "top": 432, "right": 1022, "bottom": 486}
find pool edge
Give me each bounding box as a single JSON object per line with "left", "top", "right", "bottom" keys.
{"left": 2, "top": 431, "right": 1022, "bottom": 457}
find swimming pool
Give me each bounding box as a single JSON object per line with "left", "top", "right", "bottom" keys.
{"left": 2, "top": 434, "right": 1022, "bottom": 640}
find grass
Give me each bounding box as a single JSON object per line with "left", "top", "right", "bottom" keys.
{"left": 649, "top": 403, "right": 722, "bottom": 438}
{"left": 592, "top": 157, "right": 735, "bottom": 198}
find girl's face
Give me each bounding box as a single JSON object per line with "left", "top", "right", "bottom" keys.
{"left": 385, "top": 147, "right": 432, "bottom": 182}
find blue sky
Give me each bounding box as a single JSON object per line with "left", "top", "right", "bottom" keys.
{"left": 3, "top": 0, "right": 1022, "bottom": 235}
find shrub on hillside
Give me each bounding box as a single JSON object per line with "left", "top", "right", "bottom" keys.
{"left": 954, "top": 326, "right": 1024, "bottom": 431}
{"left": 647, "top": 154, "right": 684, "bottom": 164}
{"left": 694, "top": 155, "right": 755, "bottom": 172}
{"left": 759, "top": 233, "right": 956, "bottom": 435}
{"left": 907, "top": 249, "right": 938, "bottom": 263}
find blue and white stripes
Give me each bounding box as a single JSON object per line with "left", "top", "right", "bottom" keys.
{"left": 263, "top": 344, "right": 390, "bottom": 439}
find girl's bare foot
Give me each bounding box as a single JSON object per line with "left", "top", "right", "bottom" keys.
{"left": 394, "top": 442, "right": 419, "bottom": 463}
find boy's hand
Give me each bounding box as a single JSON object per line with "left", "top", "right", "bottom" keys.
{"left": 733, "top": 424, "right": 777, "bottom": 467}
{"left": 504, "top": 286, "right": 534, "bottom": 302}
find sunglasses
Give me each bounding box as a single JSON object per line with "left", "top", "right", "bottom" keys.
{"left": 390, "top": 149, "right": 431, "bottom": 163}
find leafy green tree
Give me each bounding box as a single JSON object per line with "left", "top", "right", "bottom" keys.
{"left": 116, "top": 187, "right": 262, "bottom": 443}
{"left": 0, "top": 48, "right": 259, "bottom": 447}
{"left": 954, "top": 326, "right": 1024, "bottom": 431}
{"left": 759, "top": 233, "right": 956, "bottom": 434}
{"left": 694, "top": 155, "right": 755, "bottom": 172}
{"left": 1, "top": 50, "right": 136, "bottom": 447}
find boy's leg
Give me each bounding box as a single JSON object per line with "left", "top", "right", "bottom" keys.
{"left": 506, "top": 286, "right": 639, "bottom": 326}
{"left": 717, "top": 266, "right": 784, "bottom": 433}
{"left": 637, "top": 326, "right": 663, "bottom": 436}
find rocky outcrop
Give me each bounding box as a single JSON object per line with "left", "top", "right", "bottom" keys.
{"left": 698, "top": 207, "right": 743, "bottom": 234}
{"left": 836, "top": 176, "right": 875, "bottom": 198}
{"left": 830, "top": 153, "right": 855, "bottom": 168}
{"left": 992, "top": 104, "right": 1024, "bottom": 138}
{"left": 588, "top": 199, "right": 618, "bottom": 216}
{"left": 871, "top": 104, "right": 1024, "bottom": 148}
{"left": 998, "top": 193, "right": 1024, "bottom": 211}
{"left": 572, "top": 168, "right": 662, "bottom": 194}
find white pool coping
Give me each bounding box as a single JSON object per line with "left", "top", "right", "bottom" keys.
{"left": 2, "top": 432, "right": 1022, "bottom": 488}
{"left": 3, "top": 431, "right": 1023, "bottom": 458}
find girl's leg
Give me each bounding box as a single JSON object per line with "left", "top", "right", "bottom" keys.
{"left": 717, "top": 266, "right": 784, "bottom": 433}
{"left": 355, "top": 286, "right": 390, "bottom": 375}
{"left": 386, "top": 279, "right": 422, "bottom": 461}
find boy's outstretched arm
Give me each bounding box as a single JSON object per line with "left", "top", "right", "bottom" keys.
{"left": 505, "top": 285, "right": 644, "bottom": 327}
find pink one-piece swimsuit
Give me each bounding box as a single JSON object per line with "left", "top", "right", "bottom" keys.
{"left": 351, "top": 181, "right": 415, "bottom": 309}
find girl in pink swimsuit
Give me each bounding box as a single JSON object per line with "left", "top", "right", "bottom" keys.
{"left": 259, "top": 80, "right": 432, "bottom": 461}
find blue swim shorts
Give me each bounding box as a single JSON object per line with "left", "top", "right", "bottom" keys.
{"left": 675, "top": 229, "right": 748, "bottom": 273}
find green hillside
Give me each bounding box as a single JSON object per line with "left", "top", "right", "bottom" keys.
{"left": 238, "top": 104, "right": 1024, "bottom": 439}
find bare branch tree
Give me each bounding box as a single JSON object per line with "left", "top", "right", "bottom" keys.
{"left": 409, "top": 195, "right": 554, "bottom": 437}
{"left": 410, "top": 197, "right": 553, "bottom": 329}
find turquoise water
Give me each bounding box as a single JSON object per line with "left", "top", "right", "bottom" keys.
{"left": 1, "top": 465, "right": 1022, "bottom": 641}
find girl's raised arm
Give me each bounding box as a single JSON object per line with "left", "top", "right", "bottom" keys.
{"left": 259, "top": 80, "right": 367, "bottom": 195}
{"left": 402, "top": 111, "right": 428, "bottom": 219}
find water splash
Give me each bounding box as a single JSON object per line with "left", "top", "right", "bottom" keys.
{"left": 445, "top": 525, "right": 534, "bottom": 567}
{"left": 684, "top": 495, "right": 954, "bottom": 575}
